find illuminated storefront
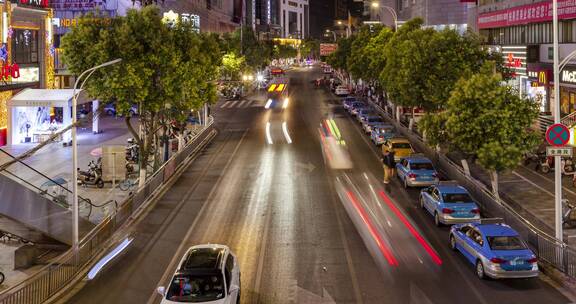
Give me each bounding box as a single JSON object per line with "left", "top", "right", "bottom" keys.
{"left": 0, "top": 0, "right": 53, "bottom": 146}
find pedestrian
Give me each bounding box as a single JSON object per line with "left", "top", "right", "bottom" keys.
{"left": 382, "top": 148, "right": 396, "bottom": 184}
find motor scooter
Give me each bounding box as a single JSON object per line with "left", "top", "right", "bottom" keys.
{"left": 77, "top": 158, "right": 104, "bottom": 188}
{"left": 536, "top": 156, "right": 574, "bottom": 174}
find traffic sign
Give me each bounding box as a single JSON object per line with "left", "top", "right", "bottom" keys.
{"left": 546, "top": 147, "right": 573, "bottom": 157}
{"left": 546, "top": 123, "right": 570, "bottom": 147}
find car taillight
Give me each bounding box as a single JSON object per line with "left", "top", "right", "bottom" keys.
{"left": 490, "top": 257, "right": 506, "bottom": 264}
{"left": 441, "top": 208, "right": 454, "bottom": 214}
{"left": 471, "top": 208, "right": 480, "bottom": 214}
{"left": 408, "top": 173, "right": 417, "bottom": 179}
{"left": 527, "top": 257, "right": 538, "bottom": 263}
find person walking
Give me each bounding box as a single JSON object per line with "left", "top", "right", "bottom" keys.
{"left": 382, "top": 149, "right": 396, "bottom": 184}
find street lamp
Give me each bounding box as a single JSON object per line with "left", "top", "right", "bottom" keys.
{"left": 325, "top": 29, "right": 337, "bottom": 42}
{"left": 371, "top": 1, "right": 398, "bottom": 30}
{"left": 72, "top": 58, "right": 122, "bottom": 251}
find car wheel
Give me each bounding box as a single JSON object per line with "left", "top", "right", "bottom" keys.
{"left": 450, "top": 235, "right": 457, "bottom": 251}
{"left": 476, "top": 260, "right": 487, "bottom": 280}
{"left": 434, "top": 212, "right": 442, "bottom": 227}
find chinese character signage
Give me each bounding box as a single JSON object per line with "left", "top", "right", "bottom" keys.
{"left": 320, "top": 44, "right": 337, "bottom": 56}
{"left": 50, "top": 0, "right": 118, "bottom": 11}
{"left": 501, "top": 46, "right": 527, "bottom": 77}
{"left": 13, "top": 0, "right": 49, "bottom": 8}
{"left": 478, "top": 0, "right": 576, "bottom": 29}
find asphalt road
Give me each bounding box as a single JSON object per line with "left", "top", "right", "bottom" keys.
{"left": 65, "top": 67, "right": 573, "bottom": 304}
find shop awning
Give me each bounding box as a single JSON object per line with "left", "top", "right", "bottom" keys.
{"left": 7, "top": 89, "right": 90, "bottom": 108}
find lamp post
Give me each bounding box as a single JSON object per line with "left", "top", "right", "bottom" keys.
{"left": 71, "top": 58, "right": 122, "bottom": 251}
{"left": 371, "top": 1, "right": 398, "bottom": 30}
{"left": 325, "top": 29, "right": 337, "bottom": 42}
{"left": 553, "top": 0, "right": 563, "bottom": 242}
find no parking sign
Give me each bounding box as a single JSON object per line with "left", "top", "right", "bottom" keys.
{"left": 546, "top": 123, "right": 570, "bottom": 147}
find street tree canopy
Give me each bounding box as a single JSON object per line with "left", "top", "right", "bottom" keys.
{"left": 347, "top": 25, "right": 384, "bottom": 82}
{"left": 444, "top": 62, "right": 540, "bottom": 174}
{"left": 62, "top": 6, "right": 221, "bottom": 183}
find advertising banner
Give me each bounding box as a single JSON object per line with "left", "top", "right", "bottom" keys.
{"left": 478, "top": 0, "right": 576, "bottom": 29}
{"left": 320, "top": 43, "right": 337, "bottom": 56}
{"left": 51, "top": 0, "right": 118, "bottom": 11}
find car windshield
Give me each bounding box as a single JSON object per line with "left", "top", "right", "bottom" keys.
{"left": 392, "top": 143, "right": 412, "bottom": 149}
{"left": 487, "top": 236, "right": 528, "bottom": 250}
{"left": 442, "top": 193, "right": 472, "bottom": 203}
{"left": 166, "top": 274, "right": 225, "bottom": 303}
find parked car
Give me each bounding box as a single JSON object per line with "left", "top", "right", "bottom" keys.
{"left": 157, "top": 244, "right": 241, "bottom": 303}
{"left": 449, "top": 222, "right": 539, "bottom": 279}
{"left": 357, "top": 109, "right": 377, "bottom": 123}
{"left": 342, "top": 97, "right": 357, "bottom": 110}
{"left": 419, "top": 183, "right": 480, "bottom": 226}
{"left": 103, "top": 103, "right": 138, "bottom": 116}
{"left": 382, "top": 137, "right": 414, "bottom": 161}
{"left": 371, "top": 125, "right": 396, "bottom": 145}
{"left": 350, "top": 103, "right": 368, "bottom": 116}
{"left": 396, "top": 156, "right": 439, "bottom": 188}
{"left": 335, "top": 86, "right": 350, "bottom": 96}
{"left": 361, "top": 116, "right": 385, "bottom": 134}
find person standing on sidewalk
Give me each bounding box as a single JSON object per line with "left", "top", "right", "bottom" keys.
{"left": 382, "top": 149, "right": 396, "bottom": 184}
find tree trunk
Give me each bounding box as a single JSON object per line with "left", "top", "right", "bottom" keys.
{"left": 490, "top": 171, "right": 500, "bottom": 198}
{"left": 408, "top": 107, "right": 415, "bottom": 130}
{"left": 461, "top": 159, "right": 471, "bottom": 177}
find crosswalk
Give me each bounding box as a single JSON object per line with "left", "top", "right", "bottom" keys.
{"left": 218, "top": 99, "right": 260, "bottom": 109}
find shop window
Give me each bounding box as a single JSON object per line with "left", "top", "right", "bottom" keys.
{"left": 12, "top": 29, "right": 39, "bottom": 64}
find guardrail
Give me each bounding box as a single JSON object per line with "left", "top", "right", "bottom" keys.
{"left": 370, "top": 100, "right": 576, "bottom": 279}
{"left": 0, "top": 118, "right": 217, "bottom": 304}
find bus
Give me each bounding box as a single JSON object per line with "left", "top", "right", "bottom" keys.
{"left": 265, "top": 77, "right": 290, "bottom": 110}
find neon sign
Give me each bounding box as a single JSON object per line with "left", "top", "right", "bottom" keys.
{"left": 0, "top": 63, "right": 20, "bottom": 82}
{"left": 15, "top": 0, "right": 50, "bottom": 8}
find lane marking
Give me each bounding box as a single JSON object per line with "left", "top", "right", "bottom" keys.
{"left": 146, "top": 129, "right": 249, "bottom": 304}
{"left": 253, "top": 191, "right": 273, "bottom": 301}
{"left": 238, "top": 100, "right": 249, "bottom": 108}
{"left": 266, "top": 121, "right": 273, "bottom": 145}
{"left": 282, "top": 121, "right": 292, "bottom": 144}
{"left": 220, "top": 100, "right": 232, "bottom": 108}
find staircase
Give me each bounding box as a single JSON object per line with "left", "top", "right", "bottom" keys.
{"left": 561, "top": 111, "right": 576, "bottom": 128}
{"left": 0, "top": 149, "right": 94, "bottom": 246}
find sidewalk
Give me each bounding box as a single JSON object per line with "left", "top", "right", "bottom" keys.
{"left": 0, "top": 116, "right": 134, "bottom": 224}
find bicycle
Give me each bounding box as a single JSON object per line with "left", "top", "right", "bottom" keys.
{"left": 119, "top": 178, "right": 138, "bottom": 191}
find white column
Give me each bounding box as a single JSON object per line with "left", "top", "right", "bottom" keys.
{"left": 7, "top": 106, "right": 13, "bottom": 145}
{"left": 63, "top": 105, "right": 72, "bottom": 142}
{"left": 92, "top": 99, "right": 99, "bottom": 134}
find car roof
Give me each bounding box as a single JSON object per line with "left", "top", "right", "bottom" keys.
{"left": 389, "top": 137, "right": 410, "bottom": 143}
{"left": 473, "top": 224, "right": 518, "bottom": 236}
{"left": 435, "top": 184, "right": 468, "bottom": 194}
{"left": 179, "top": 246, "right": 227, "bottom": 272}
{"left": 405, "top": 156, "right": 432, "bottom": 163}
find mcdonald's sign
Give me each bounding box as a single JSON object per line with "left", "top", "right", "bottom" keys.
{"left": 538, "top": 71, "right": 548, "bottom": 86}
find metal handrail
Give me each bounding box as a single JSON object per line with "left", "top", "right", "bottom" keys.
{"left": 0, "top": 148, "right": 92, "bottom": 205}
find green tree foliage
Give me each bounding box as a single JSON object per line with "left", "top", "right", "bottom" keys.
{"left": 444, "top": 62, "right": 540, "bottom": 175}
{"left": 221, "top": 26, "right": 272, "bottom": 70}
{"left": 273, "top": 44, "right": 298, "bottom": 59}
{"left": 327, "top": 36, "right": 355, "bottom": 71}
{"left": 300, "top": 39, "right": 320, "bottom": 59}
{"left": 364, "top": 27, "right": 394, "bottom": 84}
{"left": 221, "top": 52, "right": 246, "bottom": 81}
{"left": 347, "top": 25, "right": 383, "bottom": 81}
{"left": 62, "top": 6, "right": 221, "bottom": 182}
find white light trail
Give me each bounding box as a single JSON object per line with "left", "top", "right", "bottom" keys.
{"left": 87, "top": 237, "right": 133, "bottom": 280}
{"left": 265, "top": 99, "right": 273, "bottom": 109}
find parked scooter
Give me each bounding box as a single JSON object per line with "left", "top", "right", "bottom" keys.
{"left": 77, "top": 158, "right": 104, "bottom": 188}
{"left": 536, "top": 155, "right": 574, "bottom": 174}
{"left": 563, "top": 199, "right": 576, "bottom": 228}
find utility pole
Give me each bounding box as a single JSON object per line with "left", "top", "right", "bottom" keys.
{"left": 553, "top": 0, "right": 563, "bottom": 242}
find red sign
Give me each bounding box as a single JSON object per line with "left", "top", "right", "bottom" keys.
{"left": 478, "top": 0, "right": 576, "bottom": 29}
{"left": 320, "top": 43, "right": 337, "bottom": 56}
{"left": 546, "top": 123, "right": 570, "bottom": 147}
{"left": 16, "top": 0, "right": 50, "bottom": 8}
{"left": 0, "top": 63, "right": 20, "bottom": 82}
{"left": 271, "top": 68, "right": 284, "bottom": 75}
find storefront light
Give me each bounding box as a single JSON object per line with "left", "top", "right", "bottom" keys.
{"left": 2, "top": 12, "right": 7, "bottom": 44}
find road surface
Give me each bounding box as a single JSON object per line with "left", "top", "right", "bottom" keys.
{"left": 65, "top": 67, "right": 572, "bottom": 304}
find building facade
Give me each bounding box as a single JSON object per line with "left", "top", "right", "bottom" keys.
{"left": 369, "top": 0, "right": 469, "bottom": 32}
{"left": 246, "top": 0, "right": 308, "bottom": 39}
{"left": 0, "top": 0, "right": 53, "bottom": 146}
{"left": 471, "top": 0, "right": 576, "bottom": 120}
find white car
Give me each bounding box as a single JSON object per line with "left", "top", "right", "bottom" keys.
{"left": 335, "top": 86, "right": 350, "bottom": 96}
{"left": 158, "top": 244, "right": 240, "bottom": 304}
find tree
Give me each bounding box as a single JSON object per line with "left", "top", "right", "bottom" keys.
{"left": 347, "top": 25, "right": 383, "bottom": 82}
{"left": 221, "top": 26, "right": 272, "bottom": 70}
{"left": 364, "top": 27, "right": 394, "bottom": 85}
{"left": 443, "top": 63, "right": 540, "bottom": 196}
{"left": 62, "top": 7, "right": 221, "bottom": 186}
{"left": 273, "top": 44, "right": 298, "bottom": 59}
{"left": 221, "top": 52, "right": 246, "bottom": 81}
{"left": 300, "top": 39, "right": 320, "bottom": 59}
